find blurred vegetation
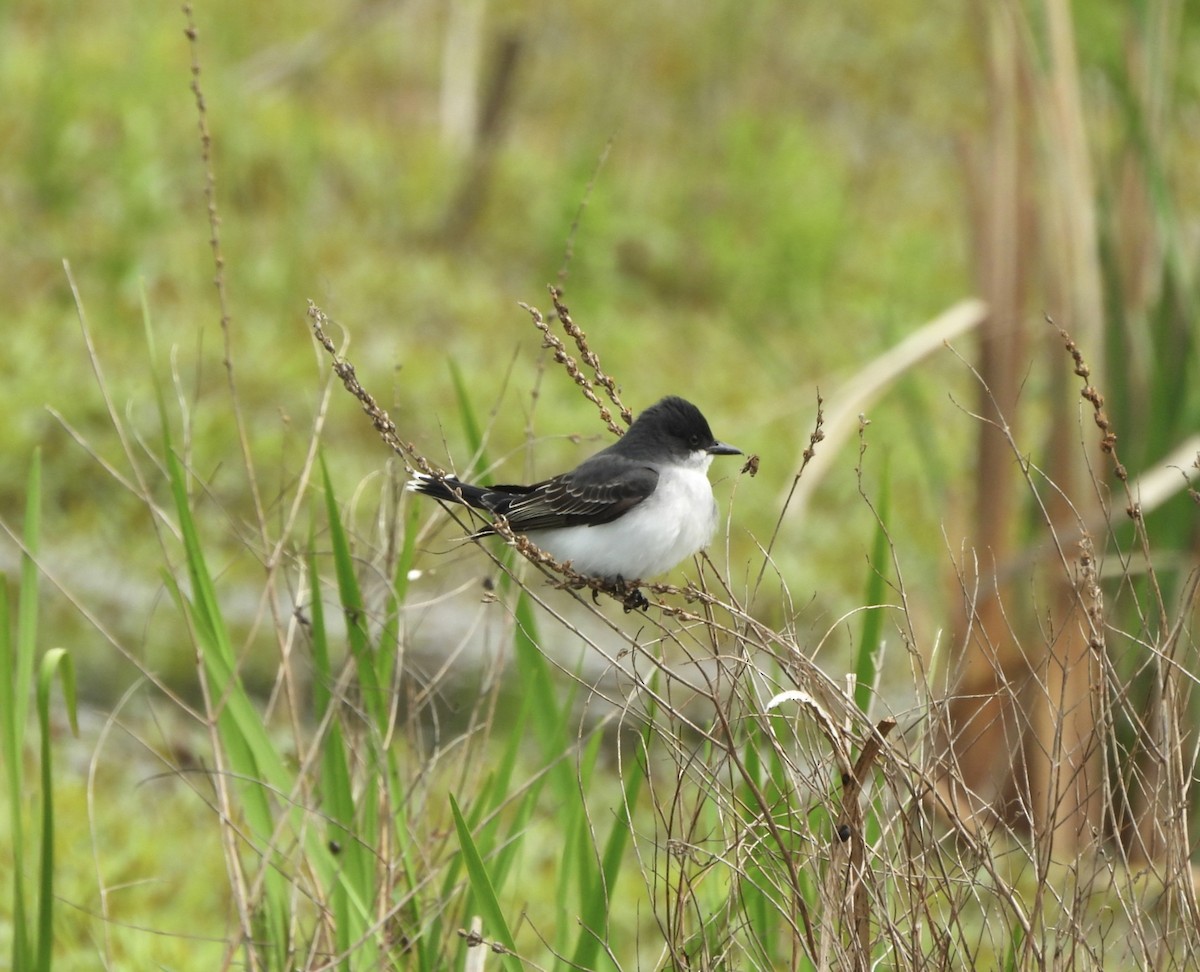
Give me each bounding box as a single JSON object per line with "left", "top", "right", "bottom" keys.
{"left": 3, "top": 0, "right": 1004, "bottom": 692}
{"left": 5, "top": 0, "right": 1200, "bottom": 968}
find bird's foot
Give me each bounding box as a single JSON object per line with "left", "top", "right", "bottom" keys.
{"left": 614, "top": 576, "right": 649, "bottom": 613}
{"left": 580, "top": 576, "right": 647, "bottom": 612}
{"left": 622, "top": 588, "right": 650, "bottom": 613}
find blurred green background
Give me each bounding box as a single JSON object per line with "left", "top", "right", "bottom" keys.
{"left": 5, "top": 0, "right": 1199, "bottom": 691}
{"left": 6, "top": 2, "right": 1200, "bottom": 968}
{"left": 3, "top": 0, "right": 1007, "bottom": 694}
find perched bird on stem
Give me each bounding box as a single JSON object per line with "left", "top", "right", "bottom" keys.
{"left": 408, "top": 396, "right": 741, "bottom": 582}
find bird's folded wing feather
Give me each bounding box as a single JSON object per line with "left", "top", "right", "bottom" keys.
{"left": 494, "top": 459, "right": 658, "bottom": 532}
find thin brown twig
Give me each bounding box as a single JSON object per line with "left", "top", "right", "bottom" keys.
{"left": 549, "top": 286, "right": 631, "bottom": 423}
{"left": 306, "top": 301, "right": 438, "bottom": 476}
{"left": 181, "top": 3, "right": 267, "bottom": 542}
{"left": 1048, "top": 316, "right": 1169, "bottom": 638}
{"left": 751, "top": 390, "right": 825, "bottom": 602}
{"left": 837, "top": 718, "right": 898, "bottom": 972}
{"left": 518, "top": 296, "right": 628, "bottom": 437}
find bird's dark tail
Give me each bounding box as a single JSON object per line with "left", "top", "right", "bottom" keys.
{"left": 406, "top": 474, "right": 493, "bottom": 511}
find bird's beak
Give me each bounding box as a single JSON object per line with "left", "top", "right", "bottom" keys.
{"left": 707, "top": 441, "right": 742, "bottom": 456}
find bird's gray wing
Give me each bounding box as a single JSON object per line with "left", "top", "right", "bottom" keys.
{"left": 491, "top": 457, "right": 659, "bottom": 532}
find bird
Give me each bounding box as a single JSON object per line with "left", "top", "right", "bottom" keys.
{"left": 407, "top": 396, "right": 741, "bottom": 582}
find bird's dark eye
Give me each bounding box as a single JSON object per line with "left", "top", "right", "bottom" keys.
{"left": 688, "top": 434, "right": 701, "bottom": 447}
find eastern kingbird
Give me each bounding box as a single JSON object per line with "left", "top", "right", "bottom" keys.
{"left": 407, "top": 396, "right": 741, "bottom": 581}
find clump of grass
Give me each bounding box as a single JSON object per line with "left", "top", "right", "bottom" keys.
{"left": 0, "top": 452, "right": 79, "bottom": 972}
{"left": 9, "top": 2, "right": 1200, "bottom": 970}
{"left": 298, "top": 281, "right": 1200, "bottom": 969}
{"left": 30, "top": 172, "right": 1200, "bottom": 972}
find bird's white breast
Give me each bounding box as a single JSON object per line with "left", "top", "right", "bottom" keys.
{"left": 528, "top": 456, "right": 720, "bottom": 581}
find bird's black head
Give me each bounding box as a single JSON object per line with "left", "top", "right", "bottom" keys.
{"left": 621, "top": 396, "right": 741, "bottom": 460}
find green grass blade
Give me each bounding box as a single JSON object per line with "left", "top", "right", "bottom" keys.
{"left": 393, "top": 495, "right": 422, "bottom": 599}
{"left": 316, "top": 458, "right": 391, "bottom": 967}
{"left": 738, "top": 858, "right": 777, "bottom": 970}
{"left": 551, "top": 732, "right": 603, "bottom": 961}
{"left": 14, "top": 451, "right": 40, "bottom": 740}
{"left": 448, "top": 360, "right": 489, "bottom": 482}
{"left": 35, "top": 647, "right": 77, "bottom": 972}
{"left": 856, "top": 458, "right": 890, "bottom": 714}
{"left": 0, "top": 575, "right": 28, "bottom": 970}
{"left": 377, "top": 496, "right": 421, "bottom": 696}
{"left": 309, "top": 544, "right": 402, "bottom": 970}
{"left": 476, "top": 695, "right": 538, "bottom": 889}
{"left": 320, "top": 453, "right": 388, "bottom": 734}
{"left": 326, "top": 724, "right": 372, "bottom": 970}
{"left": 435, "top": 692, "right": 546, "bottom": 960}
{"left": 569, "top": 728, "right": 643, "bottom": 972}
{"left": 305, "top": 554, "right": 358, "bottom": 967}
{"left": 164, "top": 452, "right": 291, "bottom": 794}
{"left": 308, "top": 544, "right": 335, "bottom": 718}
{"left": 160, "top": 443, "right": 319, "bottom": 964}
{"left": 449, "top": 794, "right": 524, "bottom": 972}
{"left": 511, "top": 592, "right": 578, "bottom": 807}
{"left": 1004, "top": 919, "right": 1025, "bottom": 972}
{"left": 2, "top": 452, "right": 45, "bottom": 969}
{"left": 487, "top": 778, "right": 544, "bottom": 899}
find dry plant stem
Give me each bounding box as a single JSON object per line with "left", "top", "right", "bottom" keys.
{"left": 548, "top": 286, "right": 631, "bottom": 423}
{"left": 492, "top": 519, "right": 650, "bottom": 611}
{"left": 557, "top": 140, "right": 612, "bottom": 282}
{"left": 183, "top": 615, "right": 262, "bottom": 971}
{"left": 752, "top": 392, "right": 825, "bottom": 601}
{"left": 1054, "top": 320, "right": 1199, "bottom": 911}
{"left": 1049, "top": 320, "right": 1170, "bottom": 635}
{"left": 832, "top": 718, "right": 897, "bottom": 972}
{"left": 853, "top": 422, "right": 922, "bottom": 682}
{"left": 949, "top": 0, "right": 1039, "bottom": 853}
{"left": 186, "top": 6, "right": 317, "bottom": 790}
{"left": 182, "top": 4, "right": 267, "bottom": 541}
{"left": 306, "top": 301, "right": 438, "bottom": 476}
{"left": 518, "top": 296, "right": 628, "bottom": 436}
{"left": 61, "top": 262, "right": 177, "bottom": 537}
